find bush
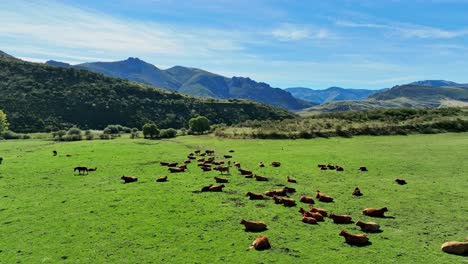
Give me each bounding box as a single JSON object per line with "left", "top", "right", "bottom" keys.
{"left": 84, "top": 130, "right": 94, "bottom": 140}
{"left": 142, "top": 123, "right": 159, "bottom": 139}
{"left": 99, "top": 134, "right": 112, "bottom": 140}
{"left": 189, "top": 116, "right": 210, "bottom": 134}
{"left": 2, "top": 130, "right": 21, "bottom": 139}
{"left": 159, "top": 128, "right": 177, "bottom": 138}
{"left": 67, "top": 127, "right": 82, "bottom": 136}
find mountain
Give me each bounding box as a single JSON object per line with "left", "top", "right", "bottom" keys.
{"left": 0, "top": 50, "right": 17, "bottom": 60}
{"left": 45, "top": 58, "right": 313, "bottom": 110}
{"left": 0, "top": 55, "right": 295, "bottom": 133}
{"left": 45, "top": 60, "right": 72, "bottom": 68}
{"left": 408, "top": 80, "right": 468, "bottom": 87}
{"left": 303, "top": 84, "right": 468, "bottom": 112}
{"left": 285, "top": 86, "right": 385, "bottom": 104}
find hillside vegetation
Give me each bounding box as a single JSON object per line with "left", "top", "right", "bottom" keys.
{"left": 0, "top": 55, "right": 294, "bottom": 133}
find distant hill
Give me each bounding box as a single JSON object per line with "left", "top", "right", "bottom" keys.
{"left": 303, "top": 84, "right": 468, "bottom": 112}
{"left": 0, "top": 55, "right": 295, "bottom": 132}
{"left": 46, "top": 58, "right": 314, "bottom": 110}
{"left": 286, "top": 86, "right": 385, "bottom": 104}
{"left": 409, "top": 80, "right": 468, "bottom": 87}
{"left": 0, "top": 50, "right": 17, "bottom": 60}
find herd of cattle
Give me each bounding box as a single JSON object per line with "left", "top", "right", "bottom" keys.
{"left": 69, "top": 148, "right": 467, "bottom": 255}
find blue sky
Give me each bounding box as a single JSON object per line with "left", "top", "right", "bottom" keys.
{"left": 1, "top": 0, "right": 468, "bottom": 89}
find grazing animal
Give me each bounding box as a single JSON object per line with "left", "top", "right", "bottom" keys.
{"left": 156, "top": 176, "right": 168, "bottom": 182}
{"left": 121, "top": 176, "right": 138, "bottom": 183}
{"left": 358, "top": 166, "right": 368, "bottom": 171}
{"left": 240, "top": 219, "right": 267, "bottom": 232}
{"left": 271, "top": 161, "right": 281, "bottom": 167}
{"left": 214, "top": 176, "right": 229, "bottom": 183}
{"left": 168, "top": 167, "right": 185, "bottom": 173}
{"left": 309, "top": 205, "right": 328, "bottom": 217}
{"left": 320, "top": 166, "right": 328, "bottom": 170}
{"left": 272, "top": 195, "right": 283, "bottom": 204}
{"left": 339, "top": 230, "right": 369, "bottom": 246}
{"left": 178, "top": 164, "right": 188, "bottom": 170}
{"left": 258, "top": 162, "right": 265, "bottom": 168}
{"left": 441, "top": 241, "right": 468, "bottom": 255}
{"left": 208, "top": 184, "right": 225, "bottom": 192}
{"left": 239, "top": 169, "right": 252, "bottom": 175}
{"left": 167, "top": 162, "right": 178, "bottom": 167}
{"left": 87, "top": 167, "right": 97, "bottom": 172}
{"left": 201, "top": 184, "right": 213, "bottom": 192}
{"left": 233, "top": 162, "right": 241, "bottom": 168}
{"left": 299, "top": 208, "right": 324, "bottom": 221}
{"left": 265, "top": 189, "right": 288, "bottom": 197}
{"left": 200, "top": 153, "right": 206, "bottom": 157}
{"left": 205, "top": 149, "right": 215, "bottom": 156}
{"left": 254, "top": 175, "right": 269, "bottom": 181}
{"left": 246, "top": 192, "right": 264, "bottom": 200}
{"left": 224, "top": 155, "right": 232, "bottom": 159}
{"left": 287, "top": 176, "right": 297, "bottom": 183}
{"left": 194, "top": 150, "right": 201, "bottom": 154}
{"left": 316, "top": 190, "right": 334, "bottom": 202}
{"left": 336, "top": 166, "right": 344, "bottom": 171}
{"left": 201, "top": 166, "right": 212, "bottom": 172}
{"left": 281, "top": 197, "right": 296, "bottom": 207}
{"left": 329, "top": 214, "right": 353, "bottom": 224}
{"left": 283, "top": 186, "right": 296, "bottom": 193}
{"left": 229, "top": 150, "right": 235, "bottom": 153}
{"left": 301, "top": 216, "right": 318, "bottom": 224}
{"left": 53, "top": 150, "right": 57, "bottom": 156}
{"left": 214, "top": 165, "right": 230, "bottom": 174}
{"left": 248, "top": 235, "right": 271, "bottom": 251}
{"left": 74, "top": 166, "right": 88, "bottom": 175}
{"left": 363, "top": 207, "right": 388, "bottom": 217}
{"left": 300, "top": 196, "right": 315, "bottom": 204}
{"left": 160, "top": 161, "right": 169, "bottom": 166}
{"left": 355, "top": 221, "right": 380, "bottom": 233}
{"left": 395, "top": 179, "right": 407, "bottom": 185}
{"left": 352, "top": 187, "right": 363, "bottom": 196}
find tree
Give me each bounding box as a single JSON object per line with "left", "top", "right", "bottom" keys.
{"left": 189, "top": 116, "right": 210, "bottom": 134}
{"left": 0, "top": 110, "right": 9, "bottom": 133}
{"left": 142, "top": 123, "right": 159, "bottom": 139}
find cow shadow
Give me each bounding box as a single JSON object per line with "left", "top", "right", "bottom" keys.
{"left": 345, "top": 241, "right": 373, "bottom": 247}
{"left": 244, "top": 228, "right": 269, "bottom": 233}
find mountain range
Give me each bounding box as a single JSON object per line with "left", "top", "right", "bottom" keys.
{"left": 285, "top": 86, "right": 386, "bottom": 104}
{"left": 45, "top": 58, "right": 314, "bottom": 110}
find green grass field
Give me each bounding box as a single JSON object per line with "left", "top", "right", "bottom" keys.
{"left": 0, "top": 133, "right": 467, "bottom": 263}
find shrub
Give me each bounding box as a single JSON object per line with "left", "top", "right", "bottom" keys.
{"left": 142, "top": 123, "right": 159, "bottom": 139}
{"left": 189, "top": 116, "right": 210, "bottom": 134}
{"left": 2, "top": 131, "right": 21, "bottom": 140}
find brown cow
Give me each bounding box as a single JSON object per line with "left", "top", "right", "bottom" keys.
{"left": 287, "top": 176, "right": 297, "bottom": 183}
{"left": 441, "top": 241, "right": 468, "bottom": 255}
{"left": 167, "top": 162, "right": 178, "bottom": 167}
{"left": 201, "top": 166, "right": 212, "bottom": 172}
{"left": 254, "top": 175, "right": 269, "bottom": 181}
{"left": 395, "top": 178, "right": 407, "bottom": 185}
{"left": 362, "top": 207, "right": 388, "bottom": 217}
{"left": 168, "top": 167, "right": 185, "bottom": 173}
{"left": 336, "top": 166, "right": 344, "bottom": 171}
{"left": 271, "top": 161, "right": 281, "bottom": 167}
{"left": 258, "top": 162, "right": 265, "bottom": 168}
{"left": 214, "top": 166, "right": 230, "bottom": 174}
{"left": 320, "top": 166, "right": 328, "bottom": 170}
{"left": 272, "top": 195, "right": 283, "bottom": 204}
{"left": 300, "top": 196, "right": 315, "bottom": 204}
{"left": 160, "top": 161, "right": 169, "bottom": 166}
{"left": 309, "top": 205, "right": 328, "bottom": 217}
{"left": 184, "top": 159, "right": 191, "bottom": 164}
{"left": 339, "top": 230, "right": 369, "bottom": 246}
{"left": 329, "top": 214, "right": 353, "bottom": 224}
{"left": 224, "top": 155, "right": 232, "bottom": 159}
{"left": 246, "top": 192, "right": 264, "bottom": 200}
{"left": 156, "top": 176, "right": 168, "bottom": 182}
{"left": 121, "top": 176, "right": 138, "bottom": 183}
{"left": 200, "top": 184, "right": 213, "bottom": 192}
{"left": 358, "top": 166, "right": 368, "bottom": 171}
{"left": 229, "top": 150, "right": 235, "bottom": 153}
{"left": 352, "top": 187, "right": 363, "bottom": 196}
{"left": 197, "top": 158, "right": 205, "bottom": 162}
{"left": 317, "top": 164, "right": 326, "bottom": 168}
{"left": 281, "top": 197, "right": 296, "bottom": 207}
{"left": 194, "top": 150, "right": 201, "bottom": 154}
{"left": 244, "top": 174, "right": 253, "bottom": 178}
{"left": 355, "top": 221, "right": 380, "bottom": 233}
{"left": 299, "top": 208, "right": 324, "bottom": 221}
{"left": 233, "top": 162, "right": 241, "bottom": 169}
{"left": 283, "top": 186, "right": 296, "bottom": 193}
{"left": 205, "top": 149, "right": 215, "bottom": 156}
{"left": 248, "top": 235, "right": 271, "bottom": 251}
{"left": 316, "top": 190, "right": 334, "bottom": 202}
{"left": 208, "top": 184, "right": 225, "bottom": 192}
{"left": 301, "top": 216, "right": 318, "bottom": 224}
{"left": 214, "top": 176, "right": 229, "bottom": 183}
{"left": 240, "top": 219, "right": 267, "bottom": 232}
{"left": 188, "top": 156, "right": 196, "bottom": 160}
{"left": 327, "top": 164, "right": 336, "bottom": 170}
{"left": 239, "top": 168, "right": 253, "bottom": 175}
{"left": 265, "top": 189, "right": 288, "bottom": 197}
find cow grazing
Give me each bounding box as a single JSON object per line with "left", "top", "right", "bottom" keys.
{"left": 258, "top": 162, "right": 265, "bottom": 168}
{"left": 246, "top": 192, "right": 264, "bottom": 200}
{"left": 309, "top": 205, "right": 328, "bottom": 217}
{"left": 0, "top": 157, "right": 3, "bottom": 164}
{"left": 74, "top": 166, "right": 88, "bottom": 175}
{"left": 121, "top": 176, "right": 138, "bottom": 184}
{"left": 178, "top": 164, "right": 188, "bottom": 170}
{"left": 200, "top": 153, "right": 206, "bottom": 157}
{"left": 301, "top": 216, "right": 318, "bottom": 224}
{"left": 238, "top": 168, "right": 252, "bottom": 175}
{"left": 248, "top": 235, "right": 271, "bottom": 251}
{"left": 339, "top": 230, "right": 369, "bottom": 246}
{"left": 283, "top": 186, "right": 296, "bottom": 193}
{"left": 53, "top": 150, "right": 57, "bottom": 156}
{"left": 254, "top": 175, "right": 269, "bottom": 181}
{"left": 156, "top": 176, "right": 168, "bottom": 182}
{"left": 441, "top": 241, "right": 468, "bottom": 255}
{"left": 287, "top": 176, "right": 297, "bottom": 183}
{"left": 167, "top": 162, "right": 178, "bottom": 167}
{"left": 271, "top": 161, "right": 281, "bottom": 167}
{"left": 214, "top": 176, "right": 229, "bottom": 183}
{"left": 214, "top": 166, "right": 230, "bottom": 174}
{"left": 201, "top": 184, "right": 213, "bottom": 192}
{"left": 358, "top": 166, "right": 368, "bottom": 171}
{"left": 355, "top": 221, "right": 380, "bottom": 233}
{"left": 168, "top": 167, "right": 185, "bottom": 173}
{"left": 208, "top": 184, "right": 225, "bottom": 192}
{"left": 224, "top": 155, "right": 232, "bottom": 159}
{"left": 395, "top": 178, "right": 407, "bottom": 185}
{"left": 300, "top": 196, "right": 315, "bottom": 204}
{"left": 329, "top": 214, "right": 353, "bottom": 224}
{"left": 363, "top": 207, "right": 388, "bottom": 217}
{"left": 87, "top": 167, "right": 97, "bottom": 172}
{"left": 240, "top": 219, "right": 267, "bottom": 232}
{"left": 352, "top": 187, "right": 363, "bottom": 196}
{"left": 316, "top": 190, "right": 334, "bottom": 202}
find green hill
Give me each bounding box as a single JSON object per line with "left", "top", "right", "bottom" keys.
{"left": 0, "top": 55, "right": 295, "bottom": 132}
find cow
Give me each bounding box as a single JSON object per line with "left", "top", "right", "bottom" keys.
{"left": 156, "top": 176, "right": 168, "bottom": 182}
{"left": 336, "top": 166, "right": 344, "bottom": 171}
{"left": 224, "top": 155, "right": 232, "bottom": 159}
{"left": 352, "top": 187, "right": 363, "bottom": 196}
{"left": 254, "top": 175, "right": 269, "bottom": 181}
{"left": 265, "top": 189, "right": 288, "bottom": 197}
{"left": 160, "top": 161, "right": 169, "bottom": 166}
{"left": 316, "top": 190, "right": 334, "bottom": 202}
{"left": 283, "top": 186, "right": 296, "bottom": 193}
{"left": 271, "top": 161, "right": 281, "bottom": 167}
{"left": 244, "top": 174, "right": 253, "bottom": 178}
{"left": 287, "top": 176, "right": 297, "bottom": 183}
{"left": 395, "top": 179, "right": 407, "bottom": 185}
{"left": 200, "top": 153, "right": 206, "bottom": 157}
{"left": 178, "top": 164, "right": 188, "bottom": 170}
{"left": 327, "top": 164, "right": 336, "bottom": 170}
{"left": 0, "top": 157, "right": 3, "bottom": 164}
{"left": 239, "top": 169, "right": 252, "bottom": 175}
{"left": 258, "top": 162, "right": 265, "bottom": 168}
{"left": 121, "top": 176, "right": 138, "bottom": 183}
{"left": 248, "top": 235, "right": 271, "bottom": 251}
{"left": 272, "top": 195, "right": 283, "bottom": 204}
{"left": 74, "top": 166, "right": 88, "bottom": 175}
{"left": 53, "top": 150, "right": 57, "bottom": 156}
{"left": 201, "top": 166, "right": 212, "bottom": 172}
{"left": 200, "top": 184, "right": 213, "bottom": 192}
{"left": 214, "top": 166, "right": 230, "bottom": 175}
{"left": 281, "top": 197, "right": 296, "bottom": 207}
{"left": 309, "top": 205, "right": 328, "bottom": 217}
{"left": 208, "top": 184, "right": 225, "bottom": 192}
{"left": 167, "top": 162, "right": 178, "bottom": 167}
{"left": 301, "top": 216, "right": 318, "bottom": 224}
{"left": 320, "top": 166, "right": 328, "bottom": 170}
{"left": 205, "top": 149, "right": 215, "bottom": 156}
{"left": 317, "top": 164, "right": 326, "bottom": 168}
{"left": 362, "top": 207, "right": 388, "bottom": 217}
{"left": 197, "top": 158, "right": 205, "bottom": 162}
{"left": 299, "top": 208, "right": 324, "bottom": 221}
{"left": 339, "top": 230, "right": 369, "bottom": 246}
{"left": 184, "top": 159, "right": 191, "bottom": 164}
{"left": 214, "top": 176, "right": 229, "bottom": 183}
{"left": 441, "top": 241, "right": 468, "bottom": 255}
{"left": 355, "top": 221, "right": 380, "bottom": 233}
{"left": 168, "top": 167, "right": 185, "bottom": 173}
{"left": 233, "top": 162, "right": 241, "bottom": 169}
{"left": 240, "top": 219, "right": 267, "bottom": 232}
{"left": 188, "top": 156, "right": 196, "bottom": 160}
{"left": 194, "top": 150, "right": 201, "bottom": 155}
{"left": 246, "top": 192, "right": 264, "bottom": 200}
{"left": 229, "top": 150, "right": 235, "bottom": 153}
{"left": 87, "top": 167, "right": 97, "bottom": 172}
{"left": 300, "top": 196, "right": 315, "bottom": 204}
{"left": 358, "top": 166, "right": 368, "bottom": 171}
{"left": 329, "top": 214, "right": 353, "bottom": 224}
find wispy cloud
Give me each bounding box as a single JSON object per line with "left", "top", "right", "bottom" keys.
{"left": 271, "top": 23, "right": 332, "bottom": 41}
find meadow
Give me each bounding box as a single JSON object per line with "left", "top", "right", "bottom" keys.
{"left": 0, "top": 133, "right": 467, "bottom": 263}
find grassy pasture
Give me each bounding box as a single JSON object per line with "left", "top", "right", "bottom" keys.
{"left": 0, "top": 133, "right": 467, "bottom": 263}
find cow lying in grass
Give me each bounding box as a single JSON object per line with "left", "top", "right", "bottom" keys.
{"left": 355, "top": 221, "right": 380, "bottom": 233}
{"left": 271, "top": 161, "right": 281, "bottom": 167}
{"left": 363, "top": 207, "right": 388, "bottom": 217}
{"left": 240, "top": 219, "right": 267, "bottom": 232}
{"left": 246, "top": 192, "right": 264, "bottom": 200}
{"left": 156, "top": 176, "right": 167, "bottom": 182}
{"left": 121, "top": 176, "right": 137, "bottom": 183}
{"left": 339, "top": 230, "right": 369, "bottom": 246}
{"left": 214, "top": 176, "right": 229, "bottom": 183}
{"left": 395, "top": 178, "right": 407, "bottom": 185}
{"left": 238, "top": 168, "right": 252, "bottom": 175}
{"left": 299, "top": 208, "right": 324, "bottom": 221}
{"left": 273, "top": 195, "right": 296, "bottom": 207}
{"left": 329, "top": 214, "right": 353, "bottom": 224}
{"left": 248, "top": 235, "right": 271, "bottom": 251}
{"left": 300, "top": 196, "right": 315, "bottom": 204}
{"left": 352, "top": 187, "right": 363, "bottom": 196}
{"left": 255, "top": 175, "right": 269, "bottom": 181}
{"left": 287, "top": 176, "right": 297, "bottom": 183}
{"left": 316, "top": 190, "right": 334, "bottom": 202}
{"left": 168, "top": 167, "right": 185, "bottom": 173}
{"left": 309, "top": 205, "right": 328, "bottom": 217}
{"left": 358, "top": 166, "right": 368, "bottom": 171}
{"left": 208, "top": 184, "right": 225, "bottom": 192}
{"left": 301, "top": 216, "right": 318, "bottom": 224}
{"left": 441, "top": 241, "right": 468, "bottom": 255}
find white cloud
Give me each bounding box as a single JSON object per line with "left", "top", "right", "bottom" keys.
{"left": 271, "top": 23, "right": 331, "bottom": 41}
